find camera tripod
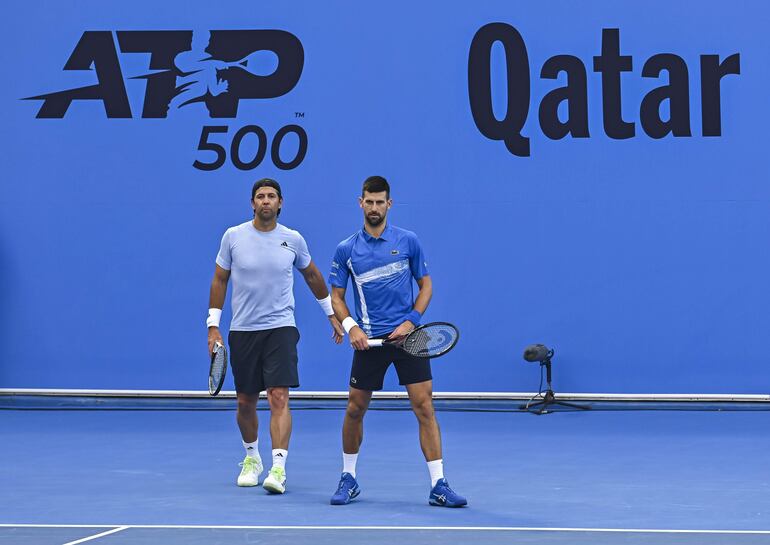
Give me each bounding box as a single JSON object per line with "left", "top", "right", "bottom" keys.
{"left": 521, "top": 356, "right": 590, "bottom": 415}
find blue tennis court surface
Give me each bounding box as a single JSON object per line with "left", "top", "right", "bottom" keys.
{"left": 1, "top": 405, "right": 769, "bottom": 544}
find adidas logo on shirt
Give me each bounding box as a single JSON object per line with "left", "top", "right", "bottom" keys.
{"left": 280, "top": 241, "right": 289, "bottom": 247}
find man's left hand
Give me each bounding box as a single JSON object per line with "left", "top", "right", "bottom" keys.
{"left": 329, "top": 316, "right": 345, "bottom": 344}
{"left": 387, "top": 320, "right": 415, "bottom": 340}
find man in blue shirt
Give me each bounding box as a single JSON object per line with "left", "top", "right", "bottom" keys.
{"left": 207, "top": 178, "right": 344, "bottom": 494}
{"left": 327, "top": 176, "right": 467, "bottom": 508}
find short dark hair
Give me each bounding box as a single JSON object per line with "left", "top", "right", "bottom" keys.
{"left": 252, "top": 178, "right": 282, "bottom": 200}
{"left": 362, "top": 176, "right": 390, "bottom": 199}
{"left": 251, "top": 178, "right": 282, "bottom": 216}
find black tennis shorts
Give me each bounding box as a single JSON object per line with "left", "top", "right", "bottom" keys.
{"left": 228, "top": 326, "right": 300, "bottom": 394}
{"left": 349, "top": 335, "right": 432, "bottom": 391}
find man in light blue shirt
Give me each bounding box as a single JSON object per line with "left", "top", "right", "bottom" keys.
{"left": 327, "top": 176, "right": 467, "bottom": 508}
{"left": 207, "top": 178, "right": 344, "bottom": 494}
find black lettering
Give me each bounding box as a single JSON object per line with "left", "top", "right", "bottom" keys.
{"left": 468, "top": 23, "right": 530, "bottom": 157}
{"left": 204, "top": 30, "right": 304, "bottom": 118}
{"left": 701, "top": 53, "right": 740, "bottom": 136}
{"left": 231, "top": 125, "right": 267, "bottom": 170}
{"left": 593, "top": 29, "right": 634, "bottom": 139}
{"left": 26, "top": 31, "right": 131, "bottom": 118}
{"left": 640, "top": 54, "right": 691, "bottom": 139}
{"left": 271, "top": 125, "right": 307, "bottom": 170}
{"left": 116, "top": 31, "right": 191, "bottom": 118}
{"left": 193, "top": 126, "right": 229, "bottom": 171}
{"left": 539, "top": 55, "right": 589, "bottom": 139}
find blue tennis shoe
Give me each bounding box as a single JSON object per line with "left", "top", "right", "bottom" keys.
{"left": 429, "top": 478, "right": 467, "bottom": 507}
{"left": 330, "top": 472, "right": 360, "bottom": 505}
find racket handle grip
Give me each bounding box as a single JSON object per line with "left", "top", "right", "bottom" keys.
{"left": 367, "top": 339, "right": 384, "bottom": 347}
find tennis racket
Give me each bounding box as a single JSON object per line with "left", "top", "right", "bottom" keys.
{"left": 367, "top": 322, "right": 459, "bottom": 359}
{"left": 209, "top": 341, "right": 227, "bottom": 396}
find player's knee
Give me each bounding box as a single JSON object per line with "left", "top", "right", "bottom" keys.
{"left": 345, "top": 400, "right": 367, "bottom": 421}
{"left": 236, "top": 395, "right": 257, "bottom": 414}
{"left": 412, "top": 398, "right": 435, "bottom": 421}
{"left": 266, "top": 388, "right": 289, "bottom": 411}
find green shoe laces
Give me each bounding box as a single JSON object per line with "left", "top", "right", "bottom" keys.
{"left": 239, "top": 456, "right": 260, "bottom": 473}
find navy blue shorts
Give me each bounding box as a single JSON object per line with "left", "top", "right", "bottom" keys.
{"left": 228, "top": 327, "right": 300, "bottom": 394}
{"left": 349, "top": 335, "right": 432, "bottom": 391}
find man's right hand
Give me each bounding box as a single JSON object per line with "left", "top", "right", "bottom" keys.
{"left": 208, "top": 327, "right": 223, "bottom": 356}
{"left": 349, "top": 326, "right": 369, "bottom": 351}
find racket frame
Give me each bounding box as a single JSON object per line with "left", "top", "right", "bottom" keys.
{"left": 209, "top": 341, "right": 227, "bottom": 396}
{"left": 365, "top": 322, "right": 459, "bottom": 359}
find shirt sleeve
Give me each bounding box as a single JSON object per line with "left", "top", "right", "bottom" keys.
{"left": 293, "top": 233, "right": 312, "bottom": 270}
{"left": 409, "top": 233, "right": 429, "bottom": 279}
{"left": 328, "top": 244, "right": 350, "bottom": 288}
{"left": 215, "top": 229, "right": 232, "bottom": 271}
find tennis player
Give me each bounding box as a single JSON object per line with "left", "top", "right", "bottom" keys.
{"left": 327, "top": 176, "right": 467, "bottom": 507}
{"left": 207, "top": 178, "right": 344, "bottom": 493}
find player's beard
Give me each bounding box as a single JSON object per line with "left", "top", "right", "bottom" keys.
{"left": 365, "top": 212, "right": 385, "bottom": 227}
{"left": 256, "top": 207, "right": 278, "bottom": 221}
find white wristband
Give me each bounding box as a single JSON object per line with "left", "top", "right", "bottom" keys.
{"left": 342, "top": 316, "right": 358, "bottom": 334}
{"left": 206, "top": 308, "right": 222, "bottom": 328}
{"left": 317, "top": 295, "right": 334, "bottom": 316}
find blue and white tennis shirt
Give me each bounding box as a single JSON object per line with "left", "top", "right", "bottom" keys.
{"left": 328, "top": 224, "right": 429, "bottom": 337}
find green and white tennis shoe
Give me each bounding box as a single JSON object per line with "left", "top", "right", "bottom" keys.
{"left": 262, "top": 466, "right": 287, "bottom": 494}
{"left": 237, "top": 455, "right": 263, "bottom": 487}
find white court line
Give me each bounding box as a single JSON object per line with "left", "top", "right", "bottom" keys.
{"left": 1, "top": 524, "right": 769, "bottom": 535}
{"left": 60, "top": 526, "right": 128, "bottom": 545}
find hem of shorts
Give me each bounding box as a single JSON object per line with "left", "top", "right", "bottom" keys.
{"left": 350, "top": 383, "right": 379, "bottom": 392}
{"left": 398, "top": 377, "right": 433, "bottom": 386}
{"left": 229, "top": 323, "right": 297, "bottom": 332}
{"left": 235, "top": 384, "right": 300, "bottom": 394}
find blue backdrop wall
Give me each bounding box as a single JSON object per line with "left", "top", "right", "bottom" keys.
{"left": 2, "top": 1, "right": 767, "bottom": 393}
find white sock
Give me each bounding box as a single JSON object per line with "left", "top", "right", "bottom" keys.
{"left": 272, "top": 449, "right": 288, "bottom": 469}
{"left": 243, "top": 439, "right": 259, "bottom": 459}
{"left": 427, "top": 459, "right": 444, "bottom": 487}
{"left": 343, "top": 452, "right": 359, "bottom": 478}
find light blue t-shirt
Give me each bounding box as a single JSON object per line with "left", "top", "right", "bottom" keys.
{"left": 216, "top": 221, "right": 312, "bottom": 331}
{"left": 328, "top": 224, "right": 429, "bottom": 337}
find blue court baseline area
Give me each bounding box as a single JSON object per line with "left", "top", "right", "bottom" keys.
{"left": 1, "top": 405, "right": 769, "bottom": 544}
{"left": 2, "top": 526, "right": 770, "bottom": 545}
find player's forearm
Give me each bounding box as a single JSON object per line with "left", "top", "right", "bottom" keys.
{"left": 304, "top": 269, "right": 330, "bottom": 300}
{"left": 412, "top": 281, "right": 432, "bottom": 315}
{"left": 331, "top": 293, "right": 352, "bottom": 322}
{"left": 208, "top": 278, "right": 227, "bottom": 310}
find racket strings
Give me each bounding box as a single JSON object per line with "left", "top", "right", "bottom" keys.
{"left": 405, "top": 325, "right": 458, "bottom": 357}
{"left": 406, "top": 329, "right": 432, "bottom": 356}
{"left": 211, "top": 353, "right": 226, "bottom": 379}
{"left": 209, "top": 346, "right": 227, "bottom": 396}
